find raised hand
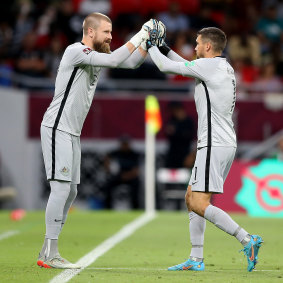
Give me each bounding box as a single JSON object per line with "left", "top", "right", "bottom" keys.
{"left": 156, "top": 20, "right": 171, "bottom": 56}
{"left": 142, "top": 19, "right": 155, "bottom": 32}
{"left": 144, "top": 19, "right": 160, "bottom": 50}
{"left": 129, "top": 20, "right": 156, "bottom": 48}
{"left": 157, "top": 21, "right": 166, "bottom": 47}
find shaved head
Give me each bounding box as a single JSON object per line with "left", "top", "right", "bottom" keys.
{"left": 82, "top": 12, "right": 112, "bottom": 36}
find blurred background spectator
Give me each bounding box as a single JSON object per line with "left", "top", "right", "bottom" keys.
{"left": 15, "top": 31, "right": 48, "bottom": 79}
{"left": 0, "top": 0, "right": 281, "bottom": 94}
{"left": 43, "top": 34, "right": 66, "bottom": 79}
{"left": 227, "top": 33, "right": 261, "bottom": 67}
{"left": 157, "top": 1, "right": 190, "bottom": 44}
{"left": 164, "top": 101, "right": 195, "bottom": 169}
{"left": 252, "top": 61, "right": 283, "bottom": 95}
{"left": 101, "top": 135, "right": 141, "bottom": 209}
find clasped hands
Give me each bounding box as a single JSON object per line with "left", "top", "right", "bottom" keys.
{"left": 129, "top": 19, "right": 167, "bottom": 51}
{"left": 141, "top": 19, "right": 166, "bottom": 50}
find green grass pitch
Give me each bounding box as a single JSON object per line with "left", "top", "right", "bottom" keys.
{"left": 0, "top": 210, "right": 282, "bottom": 283}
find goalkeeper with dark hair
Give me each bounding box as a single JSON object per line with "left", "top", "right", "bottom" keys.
{"left": 145, "top": 22, "right": 263, "bottom": 272}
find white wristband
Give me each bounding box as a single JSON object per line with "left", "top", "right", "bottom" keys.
{"left": 140, "top": 40, "right": 147, "bottom": 51}
{"left": 129, "top": 29, "right": 146, "bottom": 48}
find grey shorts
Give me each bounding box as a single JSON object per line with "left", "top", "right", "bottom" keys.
{"left": 189, "top": 146, "right": 236, "bottom": 194}
{"left": 40, "top": 125, "right": 81, "bottom": 184}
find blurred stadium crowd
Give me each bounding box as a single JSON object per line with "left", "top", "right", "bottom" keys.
{"left": 0, "top": 0, "right": 282, "bottom": 95}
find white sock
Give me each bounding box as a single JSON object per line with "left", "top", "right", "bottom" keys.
{"left": 61, "top": 184, "right": 77, "bottom": 231}
{"left": 234, "top": 227, "right": 251, "bottom": 246}
{"left": 39, "top": 238, "right": 60, "bottom": 259}
{"left": 45, "top": 238, "right": 59, "bottom": 259}
{"left": 204, "top": 204, "right": 249, "bottom": 244}
{"left": 45, "top": 180, "right": 71, "bottom": 239}
{"left": 189, "top": 212, "right": 206, "bottom": 261}
{"left": 39, "top": 237, "right": 47, "bottom": 258}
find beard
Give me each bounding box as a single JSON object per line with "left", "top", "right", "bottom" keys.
{"left": 93, "top": 40, "right": 111, "bottom": 54}
{"left": 196, "top": 52, "right": 203, "bottom": 59}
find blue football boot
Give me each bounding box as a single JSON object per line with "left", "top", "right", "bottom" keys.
{"left": 241, "top": 235, "right": 263, "bottom": 272}
{"left": 168, "top": 258, "right": 204, "bottom": 271}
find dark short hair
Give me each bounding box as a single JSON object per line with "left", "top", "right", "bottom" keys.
{"left": 197, "top": 27, "right": 227, "bottom": 53}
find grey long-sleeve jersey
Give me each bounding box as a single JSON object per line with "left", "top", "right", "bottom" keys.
{"left": 149, "top": 46, "right": 237, "bottom": 148}
{"left": 42, "top": 42, "right": 145, "bottom": 136}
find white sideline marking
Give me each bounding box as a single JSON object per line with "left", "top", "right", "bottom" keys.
{"left": 50, "top": 212, "right": 156, "bottom": 283}
{"left": 87, "top": 267, "right": 166, "bottom": 271}
{"left": 254, "top": 270, "right": 281, "bottom": 272}
{"left": 0, "top": 230, "right": 19, "bottom": 241}
{"left": 87, "top": 267, "right": 280, "bottom": 272}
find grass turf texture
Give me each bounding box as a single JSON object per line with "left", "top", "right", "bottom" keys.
{"left": 0, "top": 210, "right": 282, "bottom": 283}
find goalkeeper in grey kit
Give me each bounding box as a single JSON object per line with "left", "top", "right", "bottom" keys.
{"left": 146, "top": 21, "right": 263, "bottom": 272}
{"left": 38, "top": 13, "right": 156, "bottom": 269}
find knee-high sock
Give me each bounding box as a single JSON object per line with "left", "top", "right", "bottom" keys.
{"left": 189, "top": 212, "right": 206, "bottom": 260}
{"left": 39, "top": 237, "right": 48, "bottom": 258}
{"left": 45, "top": 180, "right": 71, "bottom": 239}
{"left": 204, "top": 205, "right": 250, "bottom": 245}
{"left": 39, "top": 238, "right": 60, "bottom": 259}
{"left": 61, "top": 184, "right": 77, "bottom": 231}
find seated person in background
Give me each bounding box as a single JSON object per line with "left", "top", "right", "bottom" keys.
{"left": 102, "top": 135, "right": 140, "bottom": 209}
{"left": 15, "top": 31, "right": 48, "bottom": 78}
{"left": 165, "top": 101, "right": 195, "bottom": 168}
{"left": 227, "top": 32, "right": 261, "bottom": 67}
{"left": 252, "top": 61, "right": 282, "bottom": 94}
{"left": 157, "top": 1, "right": 190, "bottom": 44}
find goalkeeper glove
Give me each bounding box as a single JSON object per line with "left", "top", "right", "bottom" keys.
{"left": 145, "top": 19, "right": 160, "bottom": 50}
{"left": 141, "top": 19, "right": 155, "bottom": 50}
{"left": 129, "top": 19, "right": 156, "bottom": 48}
{"left": 129, "top": 27, "right": 149, "bottom": 48}
{"left": 157, "top": 20, "right": 171, "bottom": 56}
{"left": 157, "top": 21, "right": 166, "bottom": 47}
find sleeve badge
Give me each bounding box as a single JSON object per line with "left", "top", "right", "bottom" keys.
{"left": 83, "top": 48, "right": 92, "bottom": 55}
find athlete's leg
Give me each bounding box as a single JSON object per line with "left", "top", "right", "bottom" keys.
{"left": 187, "top": 191, "right": 250, "bottom": 245}
{"left": 59, "top": 133, "right": 79, "bottom": 229}
{"left": 168, "top": 194, "right": 206, "bottom": 272}
{"left": 38, "top": 181, "right": 81, "bottom": 269}
{"left": 39, "top": 180, "right": 71, "bottom": 260}
{"left": 185, "top": 186, "right": 206, "bottom": 261}
{"left": 60, "top": 184, "right": 77, "bottom": 231}
{"left": 187, "top": 191, "right": 264, "bottom": 272}
{"left": 38, "top": 127, "right": 80, "bottom": 268}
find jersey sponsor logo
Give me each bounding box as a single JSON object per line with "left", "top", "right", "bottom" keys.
{"left": 185, "top": 61, "right": 196, "bottom": 67}
{"left": 83, "top": 47, "right": 92, "bottom": 55}
{"left": 60, "top": 166, "right": 70, "bottom": 176}
{"left": 54, "top": 219, "right": 62, "bottom": 222}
